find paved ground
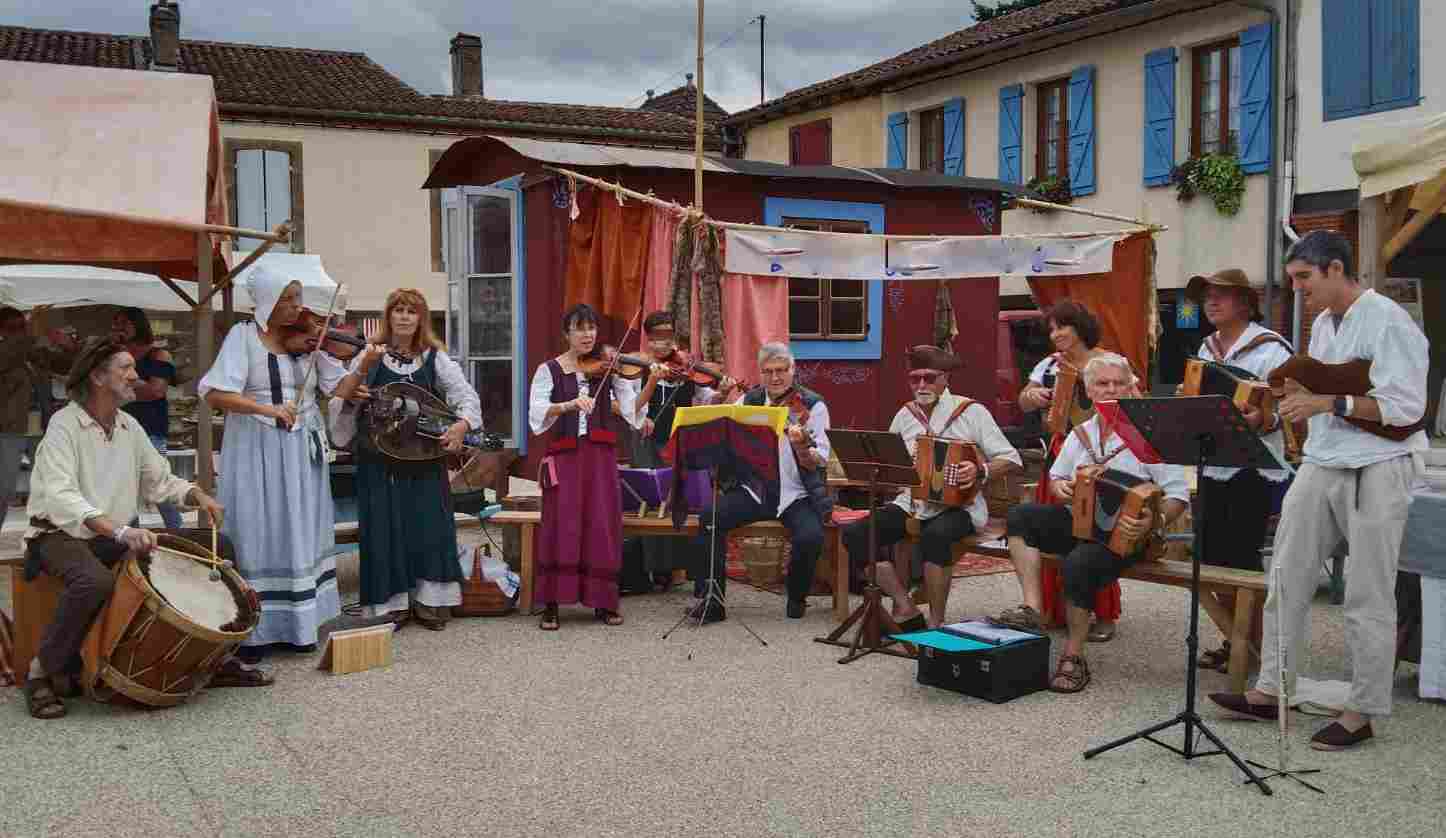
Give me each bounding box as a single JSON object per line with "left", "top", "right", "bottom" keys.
{"left": 3, "top": 522, "right": 1444, "bottom": 838}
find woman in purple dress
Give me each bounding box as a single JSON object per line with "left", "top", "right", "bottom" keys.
{"left": 528, "top": 304, "right": 641, "bottom": 630}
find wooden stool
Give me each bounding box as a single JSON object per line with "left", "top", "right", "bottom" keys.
{"left": 2, "top": 556, "right": 63, "bottom": 686}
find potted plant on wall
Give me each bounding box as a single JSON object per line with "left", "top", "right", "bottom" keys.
{"left": 1172, "top": 149, "right": 1246, "bottom": 216}
{"left": 1022, "top": 175, "right": 1072, "bottom": 212}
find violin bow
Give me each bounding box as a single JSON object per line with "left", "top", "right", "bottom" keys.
{"left": 586, "top": 306, "right": 642, "bottom": 417}
{"left": 292, "top": 282, "right": 347, "bottom": 421}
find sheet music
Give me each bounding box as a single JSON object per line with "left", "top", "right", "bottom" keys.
{"left": 940, "top": 620, "right": 1038, "bottom": 645}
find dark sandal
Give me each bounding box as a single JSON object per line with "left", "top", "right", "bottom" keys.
{"left": 539, "top": 606, "right": 560, "bottom": 631}
{"left": 25, "top": 678, "right": 67, "bottom": 720}
{"left": 1048, "top": 655, "right": 1091, "bottom": 694}
{"left": 1086, "top": 624, "right": 1117, "bottom": 643}
{"left": 595, "top": 608, "right": 624, "bottom": 626}
{"left": 991, "top": 604, "right": 1043, "bottom": 632}
{"left": 208, "top": 661, "right": 276, "bottom": 688}
{"left": 1198, "top": 642, "right": 1231, "bottom": 671}
{"left": 896, "top": 613, "right": 928, "bottom": 633}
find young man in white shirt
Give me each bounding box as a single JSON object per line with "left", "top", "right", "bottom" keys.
{"left": 22, "top": 338, "right": 240, "bottom": 720}
{"left": 1183, "top": 269, "right": 1294, "bottom": 671}
{"left": 994, "top": 353, "right": 1189, "bottom": 693}
{"left": 1210, "top": 230, "right": 1429, "bottom": 751}
{"left": 841, "top": 346, "right": 1020, "bottom": 629}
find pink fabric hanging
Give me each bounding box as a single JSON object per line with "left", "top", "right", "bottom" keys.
{"left": 722, "top": 272, "right": 789, "bottom": 385}
{"left": 642, "top": 210, "right": 679, "bottom": 317}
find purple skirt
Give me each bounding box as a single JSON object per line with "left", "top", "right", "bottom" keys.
{"left": 536, "top": 439, "right": 621, "bottom": 610}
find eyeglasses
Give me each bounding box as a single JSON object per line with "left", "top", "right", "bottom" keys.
{"left": 907, "top": 371, "right": 942, "bottom": 385}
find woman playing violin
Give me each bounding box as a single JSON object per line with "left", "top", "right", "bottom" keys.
{"left": 528, "top": 303, "right": 644, "bottom": 630}
{"left": 332, "top": 288, "right": 482, "bottom": 631}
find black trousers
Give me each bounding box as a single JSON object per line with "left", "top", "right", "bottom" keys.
{"left": 1006, "top": 503, "right": 1143, "bottom": 612}
{"left": 1198, "top": 470, "right": 1271, "bottom": 571}
{"left": 692, "top": 488, "right": 825, "bottom": 603}
{"left": 842, "top": 504, "right": 976, "bottom": 574}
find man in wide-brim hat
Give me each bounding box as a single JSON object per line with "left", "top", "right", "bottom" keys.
{"left": 840, "top": 344, "right": 1021, "bottom": 629}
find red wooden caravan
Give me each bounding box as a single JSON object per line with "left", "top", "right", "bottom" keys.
{"left": 423, "top": 136, "right": 1021, "bottom": 475}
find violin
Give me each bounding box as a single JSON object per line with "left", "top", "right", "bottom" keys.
{"left": 777, "top": 386, "right": 820, "bottom": 467}
{"left": 278, "top": 312, "right": 368, "bottom": 361}
{"left": 576, "top": 345, "right": 649, "bottom": 381}
{"left": 651, "top": 348, "right": 731, "bottom": 389}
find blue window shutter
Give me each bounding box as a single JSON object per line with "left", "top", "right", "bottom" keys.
{"left": 998, "top": 85, "right": 1023, "bottom": 184}
{"left": 886, "top": 112, "right": 908, "bottom": 168}
{"left": 1143, "top": 48, "right": 1176, "bottom": 186}
{"left": 1322, "top": 0, "right": 1371, "bottom": 119}
{"left": 1370, "top": 0, "right": 1420, "bottom": 112}
{"left": 1238, "top": 22, "right": 1273, "bottom": 175}
{"left": 1067, "top": 66, "right": 1096, "bottom": 196}
{"left": 942, "top": 97, "right": 966, "bottom": 176}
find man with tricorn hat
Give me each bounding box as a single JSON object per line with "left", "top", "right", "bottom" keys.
{"left": 1181, "top": 268, "right": 1293, "bottom": 673}
{"left": 840, "top": 345, "right": 1021, "bottom": 629}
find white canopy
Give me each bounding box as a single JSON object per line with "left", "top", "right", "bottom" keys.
{"left": 1352, "top": 111, "right": 1446, "bottom": 200}
{"left": 0, "top": 254, "right": 343, "bottom": 315}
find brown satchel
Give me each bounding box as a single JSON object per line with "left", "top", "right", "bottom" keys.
{"left": 455, "top": 544, "right": 515, "bottom": 617}
{"left": 1267, "top": 355, "right": 1426, "bottom": 451}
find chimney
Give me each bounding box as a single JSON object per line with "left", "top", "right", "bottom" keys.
{"left": 645, "top": 89, "right": 655, "bottom": 102}
{"left": 450, "top": 33, "right": 483, "bottom": 97}
{"left": 148, "top": 1, "right": 180, "bottom": 72}
{"left": 685, "top": 73, "right": 694, "bottom": 89}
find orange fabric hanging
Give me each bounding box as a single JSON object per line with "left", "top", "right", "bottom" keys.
{"left": 564, "top": 187, "right": 653, "bottom": 338}
{"left": 722, "top": 272, "right": 790, "bottom": 385}
{"left": 1027, "top": 231, "right": 1156, "bottom": 380}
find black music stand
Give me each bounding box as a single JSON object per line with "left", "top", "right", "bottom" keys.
{"left": 1082, "top": 395, "right": 1284, "bottom": 796}
{"left": 814, "top": 429, "right": 921, "bottom": 664}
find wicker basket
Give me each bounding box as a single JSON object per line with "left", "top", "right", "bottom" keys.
{"left": 735, "top": 535, "right": 788, "bottom": 588}
{"left": 454, "top": 545, "right": 515, "bottom": 617}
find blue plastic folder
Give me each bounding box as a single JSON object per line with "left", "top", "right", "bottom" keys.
{"left": 889, "top": 630, "right": 995, "bottom": 653}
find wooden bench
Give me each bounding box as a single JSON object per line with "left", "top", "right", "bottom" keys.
{"left": 965, "top": 540, "right": 1268, "bottom": 694}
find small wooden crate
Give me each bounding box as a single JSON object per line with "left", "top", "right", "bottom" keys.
{"left": 317, "top": 624, "right": 393, "bottom": 675}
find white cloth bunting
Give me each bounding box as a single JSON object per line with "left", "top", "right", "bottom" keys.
{"left": 724, "top": 228, "right": 1120, "bottom": 280}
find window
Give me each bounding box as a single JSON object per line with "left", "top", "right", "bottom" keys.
{"left": 1192, "top": 38, "right": 1242, "bottom": 156}
{"left": 1323, "top": 0, "right": 1421, "bottom": 120}
{"left": 428, "top": 149, "right": 446, "bottom": 273}
{"left": 788, "top": 118, "right": 832, "bottom": 165}
{"left": 225, "top": 140, "right": 303, "bottom": 252}
{"left": 918, "top": 107, "right": 946, "bottom": 173}
{"left": 782, "top": 217, "right": 869, "bottom": 341}
{"left": 1035, "top": 78, "right": 1069, "bottom": 180}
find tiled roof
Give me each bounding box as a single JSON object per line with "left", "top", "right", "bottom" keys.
{"left": 0, "top": 25, "right": 716, "bottom": 147}
{"left": 727, "top": 0, "right": 1214, "bottom": 125}
{"left": 641, "top": 84, "right": 729, "bottom": 126}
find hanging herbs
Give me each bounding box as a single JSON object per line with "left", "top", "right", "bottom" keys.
{"left": 1172, "top": 153, "right": 1246, "bottom": 216}
{"left": 1023, "top": 175, "right": 1072, "bottom": 212}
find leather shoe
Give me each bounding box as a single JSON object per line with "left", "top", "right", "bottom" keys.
{"left": 1208, "top": 691, "right": 1279, "bottom": 721}
{"left": 1310, "top": 721, "right": 1373, "bottom": 751}
{"left": 786, "top": 599, "right": 807, "bottom": 619}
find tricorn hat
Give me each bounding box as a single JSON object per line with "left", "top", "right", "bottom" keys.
{"left": 1184, "top": 268, "right": 1260, "bottom": 318}
{"left": 907, "top": 344, "right": 962, "bottom": 372}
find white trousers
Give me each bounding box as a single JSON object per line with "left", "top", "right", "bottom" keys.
{"left": 1255, "top": 456, "right": 1416, "bottom": 715}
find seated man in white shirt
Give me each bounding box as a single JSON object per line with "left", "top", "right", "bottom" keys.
{"left": 993, "top": 353, "right": 1189, "bottom": 694}
{"left": 21, "top": 338, "right": 240, "bottom": 721}
{"left": 842, "top": 346, "right": 1021, "bottom": 629}
{"left": 1210, "top": 230, "right": 1430, "bottom": 751}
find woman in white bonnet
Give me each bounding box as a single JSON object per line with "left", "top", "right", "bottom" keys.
{"left": 198, "top": 264, "right": 342, "bottom": 669}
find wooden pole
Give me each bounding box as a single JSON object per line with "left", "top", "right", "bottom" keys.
{"left": 694, "top": 0, "right": 705, "bottom": 211}
{"left": 1384, "top": 181, "right": 1446, "bottom": 265}
{"left": 195, "top": 232, "right": 216, "bottom": 493}
{"left": 1357, "top": 193, "right": 1388, "bottom": 290}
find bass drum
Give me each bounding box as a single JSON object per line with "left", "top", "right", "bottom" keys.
{"left": 80, "top": 534, "right": 258, "bottom": 708}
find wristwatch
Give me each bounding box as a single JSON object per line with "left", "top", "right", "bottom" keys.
{"left": 1332, "top": 396, "right": 1349, "bottom": 418}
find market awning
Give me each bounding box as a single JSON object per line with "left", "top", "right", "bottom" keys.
{"left": 1351, "top": 111, "right": 1446, "bottom": 275}
{"left": 0, "top": 59, "right": 231, "bottom": 279}
{"left": 0, "top": 254, "right": 343, "bottom": 316}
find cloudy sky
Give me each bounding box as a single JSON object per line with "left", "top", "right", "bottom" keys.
{"left": 3, "top": 1, "right": 981, "bottom": 114}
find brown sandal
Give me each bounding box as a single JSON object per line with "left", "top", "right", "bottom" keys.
{"left": 25, "top": 678, "right": 67, "bottom": 720}
{"left": 539, "top": 605, "right": 560, "bottom": 631}
{"left": 1198, "top": 641, "right": 1231, "bottom": 671}
{"left": 1048, "top": 654, "right": 1091, "bottom": 693}
{"left": 992, "top": 604, "right": 1043, "bottom": 632}
{"left": 209, "top": 660, "right": 276, "bottom": 688}
{"left": 595, "top": 608, "right": 624, "bottom": 626}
